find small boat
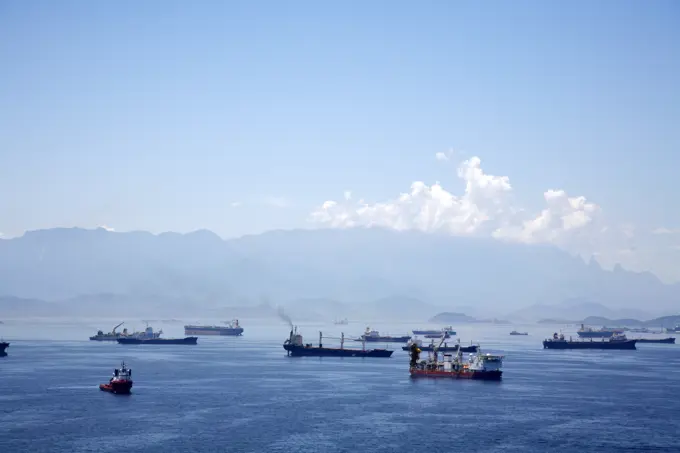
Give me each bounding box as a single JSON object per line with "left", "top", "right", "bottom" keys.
{"left": 408, "top": 339, "right": 503, "bottom": 380}
{"left": 284, "top": 327, "right": 393, "bottom": 357}
{"left": 510, "top": 331, "right": 528, "bottom": 336}
{"left": 334, "top": 318, "right": 349, "bottom": 325}
{"left": 636, "top": 337, "right": 676, "bottom": 344}
{"left": 543, "top": 332, "right": 637, "bottom": 350}
{"left": 0, "top": 341, "right": 8, "bottom": 357}
{"left": 355, "top": 327, "right": 411, "bottom": 343}
{"left": 99, "top": 361, "right": 133, "bottom": 394}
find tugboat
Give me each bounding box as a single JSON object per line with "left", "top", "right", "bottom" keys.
{"left": 0, "top": 341, "right": 8, "bottom": 357}
{"left": 184, "top": 319, "right": 244, "bottom": 336}
{"left": 355, "top": 327, "right": 411, "bottom": 343}
{"left": 509, "top": 331, "right": 528, "bottom": 336}
{"left": 402, "top": 337, "right": 478, "bottom": 353}
{"left": 99, "top": 361, "right": 133, "bottom": 394}
{"left": 543, "top": 332, "right": 637, "bottom": 350}
{"left": 408, "top": 338, "right": 504, "bottom": 380}
{"left": 117, "top": 326, "right": 197, "bottom": 345}
{"left": 284, "top": 326, "right": 393, "bottom": 357}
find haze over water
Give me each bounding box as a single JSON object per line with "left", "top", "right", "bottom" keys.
{"left": 2, "top": 321, "right": 679, "bottom": 452}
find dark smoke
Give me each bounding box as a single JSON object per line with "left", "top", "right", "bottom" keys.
{"left": 277, "top": 306, "right": 293, "bottom": 328}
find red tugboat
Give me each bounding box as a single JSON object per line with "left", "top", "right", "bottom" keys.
{"left": 409, "top": 338, "right": 504, "bottom": 381}
{"left": 99, "top": 361, "right": 133, "bottom": 394}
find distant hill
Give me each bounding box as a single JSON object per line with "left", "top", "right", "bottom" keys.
{"left": 581, "top": 315, "right": 680, "bottom": 328}
{"left": 1, "top": 227, "right": 678, "bottom": 317}
{"left": 429, "top": 312, "right": 478, "bottom": 323}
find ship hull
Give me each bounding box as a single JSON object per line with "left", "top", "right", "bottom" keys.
{"left": 543, "top": 340, "right": 637, "bottom": 350}
{"left": 117, "top": 337, "right": 198, "bottom": 345}
{"left": 284, "top": 344, "right": 393, "bottom": 357}
{"left": 636, "top": 338, "right": 675, "bottom": 344}
{"left": 413, "top": 330, "right": 457, "bottom": 336}
{"left": 360, "top": 336, "right": 411, "bottom": 343}
{"left": 184, "top": 326, "right": 244, "bottom": 336}
{"left": 99, "top": 381, "right": 133, "bottom": 394}
{"left": 0, "top": 342, "right": 8, "bottom": 357}
{"left": 409, "top": 368, "right": 502, "bottom": 380}
{"left": 402, "top": 345, "right": 478, "bottom": 353}
{"left": 89, "top": 336, "right": 121, "bottom": 341}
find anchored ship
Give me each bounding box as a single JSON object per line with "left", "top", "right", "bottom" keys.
{"left": 334, "top": 318, "right": 349, "bottom": 325}
{"left": 543, "top": 332, "right": 637, "bottom": 350}
{"left": 184, "top": 319, "right": 244, "bottom": 336}
{"left": 283, "top": 326, "right": 393, "bottom": 357}
{"left": 577, "top": 324, "right": 625, "bottom": 338}
{"left": 408, "top": 338, "right": 503, "bottom": 380}
{"left": 636, "top": 337, "right": 675, "bottom": 344}
{"left": 89, "top": 322, "right": 140, "bottom": 341}
{"left": 99, "top": 361, "right": 133, "bottom": 394}
{"left": 356, "top": 327, "right": 411, "bottom": 343}
{"left": 117, "top": 326, "right": 197, "bottom": 345}
{"left": 510, "top": 331, "right": 528, "bottom": 336}
{"left": 402, "top": 338, "right": 478, "bottom": 353}
{"left": 0, "top": 341, "right": 8, "bottom": 357}
{"left": 412, "top": 326, "right": 456, "bottom": 336}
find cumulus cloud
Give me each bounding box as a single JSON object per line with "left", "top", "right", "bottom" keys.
{"left": 98, "top": 225, "right": 115, "bottom": 232}
{"left": 310, "top": 156, "right": 600, "bottom": 248}
{"left": 435, "top": 152, "right": 449, "bottom": 161}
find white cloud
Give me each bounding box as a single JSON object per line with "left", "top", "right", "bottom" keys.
{"left": 310, "top": 155, "right": 606, "bottom": 258}
{"left": 230, "top": 201, "right": 242, "bottom": 208}
{"left": 309, "top": 154, "right": 680, "bottom": 282}
{"left": 343, "top": 191, "right": 352, "bottom": 201}
{"left": 435, "top": 152, "right": 449, "bottom": 161}
{"left": 98, "top": 225, "right": 115, "bottom": 232}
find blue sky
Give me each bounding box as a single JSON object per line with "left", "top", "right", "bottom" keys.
{"left": 1, "top": 0, "right": 679, "bottom": 248}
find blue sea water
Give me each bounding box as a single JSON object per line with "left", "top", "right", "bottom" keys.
{"left": 1, "top": 320, "right": 680, "bottom": 452}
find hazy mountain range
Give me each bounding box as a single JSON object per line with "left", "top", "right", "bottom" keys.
{"left": 0, "top": 227, "right": 677, "bottom": 320}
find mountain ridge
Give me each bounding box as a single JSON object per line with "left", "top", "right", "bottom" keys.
{"left": 1, "top": 227, "right": 677, "bottom": 316}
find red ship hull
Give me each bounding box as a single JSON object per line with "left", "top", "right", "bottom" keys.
{"left": 409, "top": 368, "right": 502, "bottom": 381}
{"left": 99, "top": 381, "right": 133, "bottom": 394}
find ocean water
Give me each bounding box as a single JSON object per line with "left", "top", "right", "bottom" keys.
{"left": 1, "top": 320, "right": 679, "bottom": 452}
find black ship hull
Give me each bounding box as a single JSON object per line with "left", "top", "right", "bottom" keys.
{"left": 401, "top": 345, "right": 478, "bottom": 353}
{"left": 284, "top": 344, "right": 393, "bottom": 357}
{"left": 543, "top": 339, "right": 637, "bottom": 350}
{"left": 636, "top": 337, "right": 675, "bottom": 344}
{"left": 0, "top": 341, "right": 8, "bottom": 357}
{"left": 359, "top": 336, "right": 411, "bottom": 343}
{"left": 117, "top": 337, "right": 198, "bottom": 345}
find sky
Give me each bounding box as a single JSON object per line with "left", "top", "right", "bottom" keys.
{"left": 1, "top": 1, "right": 679, "bottom": 281}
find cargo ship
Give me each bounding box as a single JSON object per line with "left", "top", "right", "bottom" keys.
{"left": 117, "top": 326, "right": 197, "bottom": 345}
{"left": 636, "top": 337, "right": 675, "bottom": 344}
{"left": 408, "top": 340, "right": 503, "bottom": 380}
{"left": 99, "top": 361, "right": 133, "bottom": 394}
{"left": 412, "top": 326, "right": 456, "bottom": 336}
{"left": 356, "top": 327, "right": 411, "bottom": 343}
{"left": 510, "top": 331, "right": 528, "bottom": 336}
{"left": 577, "top": 324, "right": 625, "bottom": 338}
{"left": 284, "top": 327, "right": 393, "bottom": 358}
{"left": 89, "top": 322, "right": 147, "bottom": 341}
{"left": 184, "top": 319, "right": 244, "bottom": 336}
{"left": 0, "top": 341, "right": 8, "bottom": 357}
{"left": 402, "top": 338, "right": 477, "bottom": 353}
{"left": 543, "top": 332, "right": 637, "bottom": 350}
